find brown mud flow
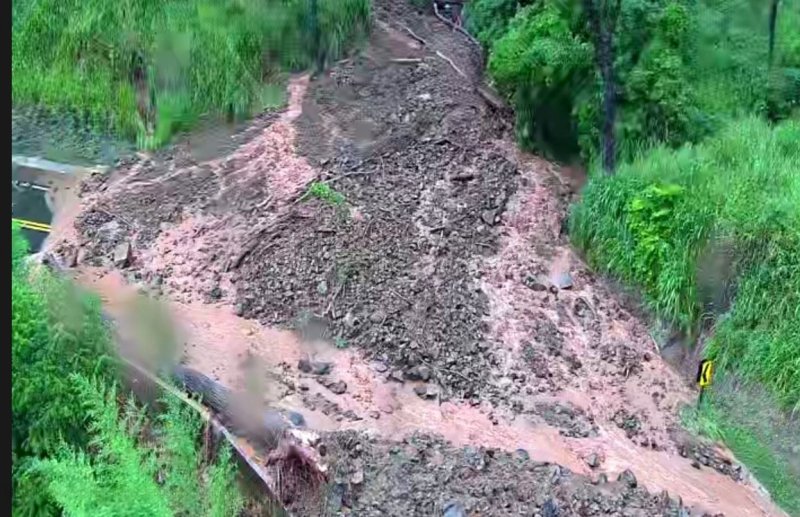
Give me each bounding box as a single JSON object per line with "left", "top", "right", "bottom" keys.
{"left": 44, "top": 0, "right": 785, "bottom": 515}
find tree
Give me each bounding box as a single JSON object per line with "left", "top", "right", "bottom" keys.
{"left": 768, "top": 0, "right": 780, "bottom": 67}
{"left": 582, "top": 0, "right": 622, "bottom": 174}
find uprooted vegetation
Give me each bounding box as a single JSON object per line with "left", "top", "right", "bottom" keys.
{"left": 11, "top": 0, "right": 371, "bottom": 147}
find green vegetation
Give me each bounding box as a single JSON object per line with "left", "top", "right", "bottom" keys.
{"left": 11, "top": 225, "right": 246, "bottom": 515}
{"left": 469, "top": 0, "right": 800, "bottom": 162}
{"left": 12, "top": 0, "right": 371, "bottom": 147}
{"left": 683, "top": 377, "right": 800, "bottom": 514}
{"left": 571, "top": 118, "right": 799, "bottom": 408}
{"left": 303, "top": 180, "right": 347, "bottom": 206}
{"left": 467, "top": 0, "right": 800, "bottom": 510}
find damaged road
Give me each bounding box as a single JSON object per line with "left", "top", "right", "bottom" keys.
{"left": 46, "top": 0, "right": 786, "bottom": 515}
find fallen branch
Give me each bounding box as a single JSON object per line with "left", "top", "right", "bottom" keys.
{"left": 432, "top": 2, "right": 483, "bottom": 51}
{"left": 435, "top": 50, "right": 467, "bottom": 79}
{"left": 390, "top": 58, "right": 423, "bottom": 64}
{"left": 400, "top": 23, "right": 428, "bottom": 46}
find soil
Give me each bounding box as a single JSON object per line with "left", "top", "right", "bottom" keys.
{"left": 42, "top": 0, "right": 787, "bottom": 515}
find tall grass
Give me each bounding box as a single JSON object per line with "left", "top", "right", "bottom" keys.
{"left": 570, "top": 117, "right": 800, "bottom": 410}
{"left": 12, "top": 0, "right": 371, "bottom": 147}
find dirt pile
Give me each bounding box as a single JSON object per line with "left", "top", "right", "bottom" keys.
{"left": 52, "top": 0, "right": 787, "bottom": 515}
{"left": 302, "top": 432, "right": 696, "bottom": 517}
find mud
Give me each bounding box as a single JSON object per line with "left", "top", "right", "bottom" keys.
{"left": 47, "top": 0, "right": 788, "bottom": 515}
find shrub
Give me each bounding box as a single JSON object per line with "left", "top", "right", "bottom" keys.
{"left": 33, "top": 375, "right": 244, "bottom": 516}
{"left": 571, "top": 117, "right": 800, "bottom": 409}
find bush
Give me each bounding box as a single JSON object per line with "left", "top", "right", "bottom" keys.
{"left": 474, "top": 0, "right": 800, "bottom": 162}
{"left": 570, "top": 117, "right": 800, "bottom": 409}
{"left": 33, "top": 375, "right": 244, "bottom": 517}
{"left": 12, "top": 0, "right": 371, "bottom": 147}
{"left": 12, "top": 224, "right": 115, "bottom": 514}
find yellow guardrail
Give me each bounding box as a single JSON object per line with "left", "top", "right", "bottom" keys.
{"left": 12, "top": 218, "right": 52, "bottom": 233}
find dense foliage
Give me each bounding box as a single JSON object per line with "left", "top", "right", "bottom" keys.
{"left": 470, "top": 0, "right": 800, "bottom": 161}
{"left": 11, "top": 0, "right": 371, "bottom": 147}
{"left": 11, "top": 226, "right": 245, "bottom": 515}
{"left": 34, "top": 376, "right": 243, "bottom": 517}
{"left": 12, "top": 225, "right": 115, "bottom": 514}
{"left": 571, "top": 117, "right": 799, "bottom": 408}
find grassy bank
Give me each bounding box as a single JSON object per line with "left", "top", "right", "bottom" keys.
{"left": 12, "top": 0, "right": 371, "bottom": 148}
{"left": 570, "top": 118, "right": 799, "bottom": 410}
{"left": 570, "top": 119, "right": 800, "bottom": 511}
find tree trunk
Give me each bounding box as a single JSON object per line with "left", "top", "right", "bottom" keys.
{"left": 583, "top": 0, "right": 620, "bottom": 174}
{"left": 768, "top": 0, "right": 780, "bottom": 67}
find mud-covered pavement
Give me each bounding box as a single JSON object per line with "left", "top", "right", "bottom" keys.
{"left": 46, "top": 1, "right": 785, "bottom": 515}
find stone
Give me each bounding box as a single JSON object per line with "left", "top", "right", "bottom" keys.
{"left": 389, "top": 370, "right": 405, "bottom": 383}
{"left": 552, "top": 272, "right": 574, "bottom": 290}
{"left": 414, "top": 383, "right": 439, "bottom": 399}
{"left": 481, "top": 209, "right": 499, "bottom": 226}
{"left": 443, "top": 501, "right": 467, "bottom": 517}
{"left": 113, "top": 242, "right": 132, "bottom": 268}
{"left": 317, "top": 280, "right": 329, "bottom": 295}
{"left": 586, "top": 453, "right": 601, "bottom": 469}
{"left": 618, "top": 468, "right": 638, "bottom": 488}
{"left": 349, "top": 468, "right": 364, "bottom": 485}
{"left": 524, "top": 275, "right": 548, "bottom": 291}
{"left": 404, "top": 365, "right": 432, "bottom": 381}
{"left": 298, "top": 359, "right": 333, "bottom": 375}
{"left": 327, "top": 380, "right": 347, "bottom": 395}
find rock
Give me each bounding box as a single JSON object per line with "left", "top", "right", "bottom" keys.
{"left": 414, "top": 383, "right": 439, "bottom": 399}
{"left": 404, "top": 365, "right": 432, "bottom": 381}
{"left": 327, "top": 380, "right": 347, "bottom": 395}
{"left": 443, "top": 501, "right": 467, "bottom": 517}
{"left": 586, "top": 453, "right": 601, "bottom": 469}
{"left": 618, "top": 468, "right": 638, "bottom": 488}
{"left": 113, "top": 242, "right": 132, "bottom": 268}
{"left": 524, "top": 275, "right": 548, "bottom": 291}
{"left": 369, "top": 310, "right": 386, "bottom": 323}
{"left": 209, "top": 286, "right": 222, "bottom": 300}
{"left": 368, "top": 410, "right": 381, "bottom": 419}
{"left": 389, "top": 370, "right": 405, "bottom": 383}
{"left": 691, "top": 460, "right": 702, "bottom": 469}
{"left": 373, "top": 362, "right": 388, "bottom": 373}
{"left": 552, "top": 272, "right": 573, "bottom": 290}
{"left": 541, "top": 499, "right": 560, "bottom": 517}
{"left": 597, "top": 473, "right": 609, "bottom": 484}
{"left": 481, "top": 209, "right": 499, "bottom": 226}
{"left": 350, "top": 468, "right": 364, "bottom": 485}
{"left": 234, "top": 303, "right": 245, "bottom": 316}
{"left": 514, "top": 448, "right": 530, "bottom": 461}
{"left": 63, "top": 247, "right": 79, "bottom": 268}
{"left": 643, "top": 351, "right": 653, "bottom": 362}
{"left": 317, "top": 280, "right": 329, "bottom": 295}
{"left": 298, "top": 359, "right": 333, "bottom": 375}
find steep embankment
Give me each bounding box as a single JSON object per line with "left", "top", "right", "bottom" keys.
{"left": 44, "top": 1, "right": 785, "bottom": 515}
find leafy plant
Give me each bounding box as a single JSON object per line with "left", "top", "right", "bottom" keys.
{"left": 303, "top": 181, "right": 347, "bottom": 206}
{"left": 33, "top": 375, "right": 244, "bottom": 517}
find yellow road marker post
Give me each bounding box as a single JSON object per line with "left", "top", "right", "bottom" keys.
{"left": 696, "top": 359, "right": 714, "bottom": 408}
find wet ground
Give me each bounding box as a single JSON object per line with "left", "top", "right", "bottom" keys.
{"left": 34, "top": 0, "right": 787, "bottom": 515}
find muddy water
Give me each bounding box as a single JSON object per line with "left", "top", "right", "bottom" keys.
{"left": 64, "top": 266, "right": 784, "bottom": 517}
{"left": 38, "top": 62, "right": 785, "bottom": 517}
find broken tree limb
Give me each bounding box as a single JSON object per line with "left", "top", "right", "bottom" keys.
{"left": 390, "top": 58, "right": 423, "bottom": 64}
{"left": 400, "top": 23, "right": 428, "bottom": 46}
{"left": 435, "top": 50, "right": 466, "bottom": 79}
